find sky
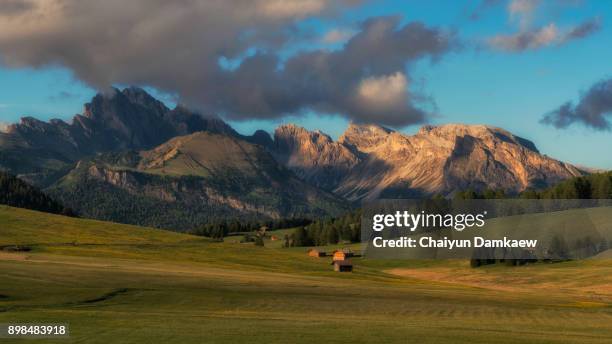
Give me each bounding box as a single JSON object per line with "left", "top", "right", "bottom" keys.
{"left": 0, "top": 0, "right": 611, "bottom": 168}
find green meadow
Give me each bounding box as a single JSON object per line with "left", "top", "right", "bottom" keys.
{"left": 1, "top": 205, "right": 611, "bottom": 343}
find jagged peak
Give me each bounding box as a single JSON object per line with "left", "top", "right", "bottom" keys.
{"left": 275, "top": 124, "right": 334, "bottom": 143}
{"left": 337, "top": 123, "right": 394, "bottom": 151}
{"left": 342, "top": 122, "right": 393, "bottom": 138}
{"left": 418, "top": 123, "right": 499, "bottom": 135}
{"left": 88, "top": 86, "right": 166, "bottom": 106}
{"left": 94, "top": 86, "right": 151, "bottom": 100}
{"left": 122, "top": 86, "right": 150, "bottom": 97}
{"left": 417, "top": 123, "right": 539, "bottom": 152}
{"left": 275, "top": 123, "right": 308, "bottom": 134}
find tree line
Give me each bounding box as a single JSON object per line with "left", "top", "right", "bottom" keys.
{"left": 454, "top": 172, "right": 612, "bottom": 200}
{"left": 189, "top": 217, "right": 313, "bottom": 239}
{"left": 0, "top": 171, "right": 74, "bottom": 216}
{"left": 288, "top": 210, "right": 361, "bottom": 247}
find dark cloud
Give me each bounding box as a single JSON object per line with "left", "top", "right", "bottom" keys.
{"left": 0, "top": 0, "right": 33, "bottom": 16}
{"left": 565, "top": 17, "right": 601, "bottom": 39}
{"left": 0, "top": 1, "right": 453, "bottom": 127}
{"left": 541, "top": 78, "right": 612, "bottom": 130}
{"left": 208, "top": 16, "right": 454, "bottom": 126}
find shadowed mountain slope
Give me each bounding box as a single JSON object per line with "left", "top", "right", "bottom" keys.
{"left": 48, "top": 132, "right": 348, "bottom": 231}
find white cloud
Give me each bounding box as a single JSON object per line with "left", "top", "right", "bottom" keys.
{"left": 356, "top": 72, "right": 408, "bottom": 112}
{"left": 257, "top": 0, "right": 327, "bottom": 19}
{"left": 489, "top": 23, "right": 557, "bottom": 51}
{"left": 321, "top": 28, "right": 355, "bottom": 43}
{"left": 488, "top": 19, "right": 600, "bottom": 52}
{"left": 508, "top": 0, "right": 540, "bottom": 28}
{"left": 486, "top": 0, "right": 598, "bottom": 53}
{"left": 0, "top": 122, "right": 10, "bottom": 133}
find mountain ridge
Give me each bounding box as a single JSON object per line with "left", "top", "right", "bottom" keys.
{"left": 272, "top": 122, "right": 584, "bottom": 201}
{"left": 0, "top": 87, "right": 591, "bottom": 226}
{"left": 0, "top": 87, "right": 236, "bottom": 185}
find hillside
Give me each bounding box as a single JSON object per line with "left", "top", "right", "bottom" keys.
{"left": 47, "top": 132, "right": 348, "bottom": 231}
{"left": 0, "top": 171, "right": 71, "bottom": 216}
{"left": 538, "top": 171, "right": 612, "bottom": 199}
{"left": 274, "top": 123, "right": 584, "bottom": 201}
{"left": 0, "top": 205, "right": 195, "bottom": 246}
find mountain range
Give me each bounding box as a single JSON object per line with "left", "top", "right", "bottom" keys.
{"left": 273, "top": 123, "right": 583, "bottom": 201}
{"left": 0, "top": 87, "right": 586, "bottom": 230}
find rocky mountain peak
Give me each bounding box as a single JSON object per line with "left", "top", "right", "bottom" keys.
{"left": 339, "top": 123, "right": 394, "bottom": 152}
{"left": 340, "top": 123, "right": 393, "bottom": 140}
{"left": 0, "top": 87, "right": 238, "bottom": 185}
{"left": 274, "top": 124, "right": 335, "bottom": 152}
{"left": 418, "top": 123, "right": 539, "bottom": 153}
{"left": 83, "top": 87, "right": 168, "bottom": 123}
{"left": 272, "top": 124, "right": 360, "bottom": 191}
{"left": 121, "top": 87, "right": 169, "bottom": 113}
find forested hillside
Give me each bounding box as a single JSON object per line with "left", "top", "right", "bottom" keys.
{"left": 454, "top": 172, "right": 612, "bottom": 200}
{"left": 0, "top": 171, "right": 73, "bottom": 215}
{"left": 529, "top": 172, "right": 612, "bottom": 199}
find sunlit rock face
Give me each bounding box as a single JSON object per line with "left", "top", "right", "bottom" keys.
{"left": 273, "top": 123, "right": 584, "bottom": 201}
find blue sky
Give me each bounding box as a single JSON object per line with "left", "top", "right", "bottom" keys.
{"left": 0, "top": 0, "right": 611, "bottom": 168}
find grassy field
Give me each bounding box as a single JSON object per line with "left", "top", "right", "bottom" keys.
{"left": 1, "top": 205, "right": 611, "bottom": 343}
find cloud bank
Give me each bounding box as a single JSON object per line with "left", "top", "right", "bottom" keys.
{"left": 541, "top": 78, "right": 612, "bottom": 130}
{"left": 0, "top": 0, "right": 453, "bottom": 127}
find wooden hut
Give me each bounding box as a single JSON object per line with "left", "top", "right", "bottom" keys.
{"left": 308, "top": 248, "right": 326, "bottom": 257}
{"left": 332, "top": 260, "right": 353, "bottom": 272}
{"left": 332, "top": 249, "right": 354, "bottom": 261}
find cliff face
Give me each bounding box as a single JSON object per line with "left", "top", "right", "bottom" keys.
{"left": 273, "top": 123, "right": 584, "bottom": 201}
{"left": 273, "top": 124, "right": 361, "bottom": 191}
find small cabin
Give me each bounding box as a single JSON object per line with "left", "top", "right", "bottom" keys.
{"left": 308, "top": 249, "right": 326, "bottom": 257}
{"left": 332, "top": 249, "right": 354, "bottom": 261}
{"left": 270, "top": 235, "right": 279, "bottom": 241}
{"left": 332, "top": 260, "right": 353, "bottom": 272}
